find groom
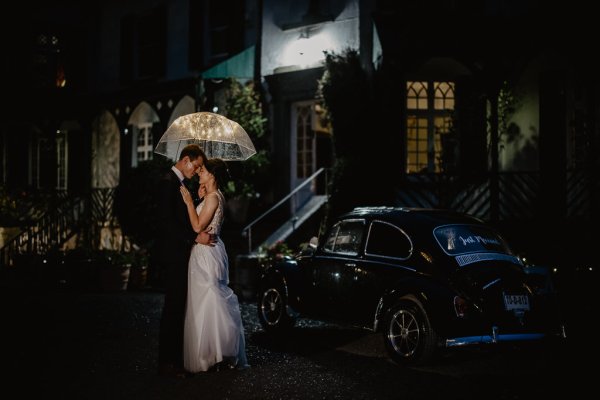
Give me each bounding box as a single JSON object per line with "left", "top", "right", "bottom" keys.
{"left": 156, "top": 144, "right": 215, "bottom": 377}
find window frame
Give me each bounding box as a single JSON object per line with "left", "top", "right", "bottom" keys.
{"left": 133, "top": 123, "right": 154, "bottom": 166}
{"left": 322, "top": 218, "right": 366, "bottom": 256}
{"left": 364, "top": 220, "right": 414, "bottom": 261}
{"left": 405, "top": 80, "right": 456, "bottom": 173}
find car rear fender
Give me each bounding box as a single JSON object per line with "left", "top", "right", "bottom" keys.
{"left": 372, "top": 278, "right": 451, "bottom": 333}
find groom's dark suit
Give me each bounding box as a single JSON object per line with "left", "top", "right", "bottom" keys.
{"left": 156, "top": 168, "right": 197, "bottom": 369}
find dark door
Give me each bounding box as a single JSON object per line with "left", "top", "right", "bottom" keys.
{"left": 306, "top": 219, "right": 366, "bottom": 322}
{"left": 350, "top": 220, "right": 415, "bottom": 326}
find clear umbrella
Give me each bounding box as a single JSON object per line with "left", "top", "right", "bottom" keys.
{"left": 154, "top": 112, "right": 256, "bottom": 161}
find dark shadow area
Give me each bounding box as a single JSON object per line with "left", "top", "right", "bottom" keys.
{"left": 0, "top": 285, "right": 594, "bottom": 399}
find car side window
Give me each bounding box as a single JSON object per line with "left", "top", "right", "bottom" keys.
{"left": 323, "top": 225, "right": 339, "bottom": 252}
{"left": 323, "top": 219, "right": 365, "bottom": 255}
{"left": 365, "top": 221, "right": 412, "bottom": 260}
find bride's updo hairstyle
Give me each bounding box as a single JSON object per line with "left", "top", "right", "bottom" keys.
{"left": 204, "top": 158, "right": 231, "bottom": 190}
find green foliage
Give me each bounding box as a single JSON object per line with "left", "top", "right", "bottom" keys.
{"left": 221, "top": 78, "right": 270, "bottom": 199}
{"left": 0, "top": 186, "right": 54, "bottom": 226}
{"left": 258, "top": 240, "right": 294, "bottom": 266}
{"left": 114, "top": 157, "right": 173, "bottom": 248}
{"left": 0, "top": 186, "right": 22, "bottom": 226}
{"left": 318, "top": 50, "right": 370, "bottom": 160}
{"left": 497, "top": 80, "right": 522, "bottom": 148}
{"left": 318, "top": 49, "right": 396, "bottom": 225}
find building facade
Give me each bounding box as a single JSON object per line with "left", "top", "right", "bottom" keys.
{"left": 2, "top": 0, "right": 598, "bottom": 266}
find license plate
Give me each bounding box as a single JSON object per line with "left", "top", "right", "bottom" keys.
{"left": 503, "top": 294, "right": 530, "bottom": 311}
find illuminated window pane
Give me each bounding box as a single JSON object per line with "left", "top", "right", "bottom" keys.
{"left": 407, "top": 81, "right": 428, "bottom": 110}
{"left": 434, "top": 81, "right": 455, "bottom": 110}
{"left": 296, "top": 104, "right": 315, "bottom": 179}
{"left": 407, "top": 116, "right": 429, "bottom": 173}
{"left": 405, "top": 80, "right": 456, "bottom": 173}
{"left": 407, "top": 116, "right": 418, "bottom": 139}
{"left": 407, "top": 139, "right": 417, "bottom": 153}
{"left": 136, "top": 126, "right": 153, "bottom": 162}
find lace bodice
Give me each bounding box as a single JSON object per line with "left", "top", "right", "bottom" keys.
{"left": 195, "top": 190, "right": 225, "bottom": 236}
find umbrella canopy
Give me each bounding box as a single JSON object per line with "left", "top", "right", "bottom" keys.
{"left": 154, "top": 112, "right": 256, "bottom": 161}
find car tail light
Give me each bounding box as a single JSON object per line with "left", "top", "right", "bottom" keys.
{"left": 454, "top": 296, "right": 469, "bottom": 318}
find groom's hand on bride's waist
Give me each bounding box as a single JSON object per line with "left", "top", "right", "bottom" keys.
{"left": 195, "top": 231, "right": 217, "bottom": 246}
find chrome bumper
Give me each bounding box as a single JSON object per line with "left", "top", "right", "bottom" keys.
{"left": 445, "top": 324, "right": 566, "bottom": 347}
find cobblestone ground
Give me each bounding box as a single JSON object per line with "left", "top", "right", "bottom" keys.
{"left": 1, "top": 288, "right": 594, "bottom": 400}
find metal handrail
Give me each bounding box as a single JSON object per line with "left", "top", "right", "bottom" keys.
{"left": 242, "top": 167, "right": 327, "bottom": 253}
{"left": 0, "top": 195, "right": 87, "bottom": 268}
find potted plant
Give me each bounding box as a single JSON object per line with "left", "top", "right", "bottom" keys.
{"left": 99, "top": 249, "right": 133, "bottom": 292}
{"left": 258, "top": 240, "right": 294, "bottom": 268}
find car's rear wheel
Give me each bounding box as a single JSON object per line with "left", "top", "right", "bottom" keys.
{"left": 383, "top": 299, "right": 438, "bottom": 365}
{"left": 258, "top": 286, "right": 296, "bottom": 333}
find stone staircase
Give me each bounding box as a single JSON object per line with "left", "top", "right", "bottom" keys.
{"left": 258, "top": 194, "right": 327, "bottom": 250}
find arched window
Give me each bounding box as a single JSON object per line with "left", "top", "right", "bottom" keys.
{"left": 406, "top": 81, "right": 455, "bottom": 173}
{"left": 128, "top": 102, "right": 160, "bottom": 166}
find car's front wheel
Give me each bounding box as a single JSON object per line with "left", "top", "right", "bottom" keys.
{"left": 383, "top": 299, "right": 438, "bottom": 365}
{"left": 258, "top": 286, "right": 296, "bottom": 333}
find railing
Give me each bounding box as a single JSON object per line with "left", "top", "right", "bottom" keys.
{"left": 0, "top": 188, "right": 119, "bottom": 268}
{"left": 0, "top": 195, "right": 87, "bottom": 268}
{"left": 90, "top": 188, "right": 117, "bottom": 226}
{"left": 396, "top": 169, "right": 597, "bottom": 222}
{"left": 241, "top": 168, "right": 328, "bottom": 253}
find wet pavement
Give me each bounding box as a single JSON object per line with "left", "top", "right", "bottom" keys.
{"left": 1, "top": 287, "right": 594, "bottom": 400}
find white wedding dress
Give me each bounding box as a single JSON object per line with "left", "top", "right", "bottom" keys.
{"left": 183, "top": 190, "right": 248, "bottom": 372}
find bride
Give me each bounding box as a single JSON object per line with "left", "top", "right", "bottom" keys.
{"left": 179, "top": 158, "right": 249, "bottom": 373}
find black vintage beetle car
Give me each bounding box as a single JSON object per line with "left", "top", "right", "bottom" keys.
{"left": 257, "top": 207, "right": 565, "bottom": 364}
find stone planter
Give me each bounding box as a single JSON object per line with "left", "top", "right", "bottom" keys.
{"left": 99, "top": 263, "right": 131, "bottom": 292}
{"left": 128, "top": 264, "right": 148, "bottom": 290}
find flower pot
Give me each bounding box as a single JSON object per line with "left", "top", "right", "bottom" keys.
{"left": 100, "top": 263, "right": 131, "bottom": 292}
{"left": 129, "top": 264, "right": 148, "bottom": 290}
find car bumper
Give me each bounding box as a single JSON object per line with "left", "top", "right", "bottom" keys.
{"left": 445, "top": 325, "right": 567, "bottom": 347}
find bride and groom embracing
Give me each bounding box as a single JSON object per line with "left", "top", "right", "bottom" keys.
{"left": 156, "top": 144, "right": 249, "bottom": 377}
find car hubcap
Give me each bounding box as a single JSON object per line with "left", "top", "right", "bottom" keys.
{"left": 388, "top": 309, "right": 420, "bottom": 357}
{"left": 260, "top": 288, "right": 283, "bottom": 325}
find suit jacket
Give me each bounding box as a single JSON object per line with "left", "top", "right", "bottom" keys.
{"left": 155, "top": 170, "right": 197, "bottom": 276}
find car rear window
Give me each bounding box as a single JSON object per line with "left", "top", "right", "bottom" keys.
{"left": 433, "top": 224, "right": 512, "bottom": 256}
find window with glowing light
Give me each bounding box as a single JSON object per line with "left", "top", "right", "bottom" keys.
{"left": 406, "top": 81, "right": 455, "bottom": 173}
{"left": 296, "top": 104, "right": 316, "bottom": 179}
{"left": 135, "top": 124, "right": 154, "bottom": 164}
